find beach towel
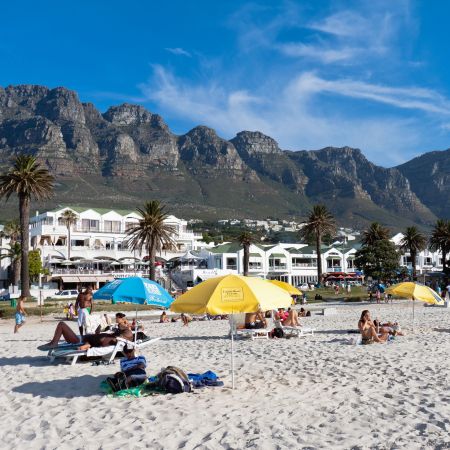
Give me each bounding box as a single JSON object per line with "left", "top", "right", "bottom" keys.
{"left": 187, "top": 371, "right": 223, "bottom": 387}
{"left": 100, "top": 380, "right": 165, "bottom": 397}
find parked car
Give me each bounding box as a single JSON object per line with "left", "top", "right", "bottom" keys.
{"left": 53, "top": 290, "right": 79, "bottom": 299}
{"left": 297, "top": 283, "right": 313, "bottom": 291}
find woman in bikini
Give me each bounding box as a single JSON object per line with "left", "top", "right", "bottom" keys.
{"left": 358, "top": 310, "right": 389, "bottom": 344}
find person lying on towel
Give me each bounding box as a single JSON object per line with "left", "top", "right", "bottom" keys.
{"left": 106, "top": 345, "right": 147, "bottom": 392}
{"left": 44, "top": 320, "right": 133, "bottom": 349}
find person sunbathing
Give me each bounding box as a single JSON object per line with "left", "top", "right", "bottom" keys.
{"left": 44, "top": 320, "right": 133, "bottom": 349}
{"left": 358, "top": 310, "right": 389, "bottom": 344}
{"left": 181, "top": 313, "right": 192, "bottom": 326}
{"left": 244, "top": 311, "right": 267, "bottom": 329}
{"left": 373, "top": 319, "right": 405, "bottom": 336}
{"left": 282, "top": 308, "right": 300, "bottom": 327}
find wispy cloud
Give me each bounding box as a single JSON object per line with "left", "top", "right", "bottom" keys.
{"left": 165, "top": 47, "right": 191, "bottom": 57}
{"left": 138, "top": 64, "right": 449, "bottom": 166}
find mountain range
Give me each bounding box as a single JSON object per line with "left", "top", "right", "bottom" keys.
{"left": 0, "top": 84, "right": 448, "bottom": 230}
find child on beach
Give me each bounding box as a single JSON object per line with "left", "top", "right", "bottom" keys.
{"left": 14, "top": 296, "right": 26, "bottom": 333}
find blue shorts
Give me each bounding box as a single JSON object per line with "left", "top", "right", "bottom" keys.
{"left": 15, "top": 312, "right": 25, "bottom": 325}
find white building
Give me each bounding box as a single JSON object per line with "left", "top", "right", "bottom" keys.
{"left": 390, "top": 233, "right": 444, "bottom": 275}
{"left": 29, "top": 206, "right": 206, "bottom": 289}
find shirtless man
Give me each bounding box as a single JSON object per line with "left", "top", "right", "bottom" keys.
{"left": 244, "top": 311, "right": 267, "bottom": 329}
{"left": 75, "top": 286, "right": 94, "bottom": 336}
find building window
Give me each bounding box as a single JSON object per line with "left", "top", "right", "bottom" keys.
{"left": 104, "top": 220, "right": 121, "bottom": 232}
{"left": 347, "top": 259, "right": 354, "bottom": 269}
{"left": 82, "top": 219, "right": 99, "bottom": 231}
{"left": 226, "top": 257, "right": 237, "bottom": 270}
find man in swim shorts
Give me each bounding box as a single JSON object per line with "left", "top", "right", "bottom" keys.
{"left": 14, "top": 296, "right": 26, "bottom": 333}
{"left": 75, "top": 286, "right": 94, "bottom": 336}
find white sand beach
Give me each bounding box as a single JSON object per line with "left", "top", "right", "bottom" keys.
{"left": 0, "top": 302, "right": 449, "bottom": 449}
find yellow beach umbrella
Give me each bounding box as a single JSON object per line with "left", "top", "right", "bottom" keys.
{"left": 386, "top": 282, "right": 443, "bottom": 304}
{"left": 171, "top": 274, "right": 292, "bottom": 315}
{"left": 386, "top": 282, "right": 444, "bottom": 331}
{"left": 268, "top": 279, "right": 302, "bottom": 296}
{"left": 171, "top": 275, "right": 292, "bottom": 389}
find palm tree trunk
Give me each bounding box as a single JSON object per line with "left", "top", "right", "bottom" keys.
{"left": 19, "top": 194, "right": 31, "bottom": 298}
{"left": 13, "top": 258, "right": 20, "bottom": 286}
{"left": 149, "top": 241, "right": 157, "bottom": 281}
{"left": 67, "top": 225, "right": 71, "bottom": 260}
{"left": 443, "top": 246, "right": 448, "bottom": 274}
{"left": 411, "top": 249, "right": 417, "bottom": 281}
{"left": 243, "top": 244, "right": 249, "bottom": 276}
{"left": 316, "top": 233, "right": 322, "bottom": 286}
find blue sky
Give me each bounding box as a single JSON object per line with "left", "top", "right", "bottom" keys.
{"left": 1, "top": 0, "right": 450, "bottom": 166}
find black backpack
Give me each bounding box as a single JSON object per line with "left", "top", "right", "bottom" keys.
{"left": 158, "top": 366, "right": 192, "bottom": 394}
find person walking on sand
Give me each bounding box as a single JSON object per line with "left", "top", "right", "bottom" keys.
{"left": 75, "top": 286, "right": 94, "bottom": 336}
{"left": 14, "top": 296, "right": 26, "bottom": 333}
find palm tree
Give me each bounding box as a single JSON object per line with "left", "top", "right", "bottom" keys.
{"left": 1, "top": 219, "right": 21, "bottom": 244}
{"left": 0, "top": 242, "right": 21, "bottom": 287}
{"left": 361, "top": 222, "right": 390, "bottom": 246}
{"left": 238, "top": 231, "right": 253, "bottom": 276}
{"left": 0, "top": 155, "right": 54, "bottom": 297}
{"left": 400, "top": 226, "right": 427, "bottom": 280}
{"left": 430, "top": 219, "right": 450, "bottom": 274}
{"left": 60, "top": 209, "right": 78, "bottom": 260}
{"left": 299, "top": 204, "right": 336, "bottom": 285}
{"left": 126, "top": 201, "right": 176, "bottom": 280}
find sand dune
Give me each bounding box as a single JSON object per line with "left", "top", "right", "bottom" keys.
{"left": 0, "top": 302, "right": 449, "bottom": 449}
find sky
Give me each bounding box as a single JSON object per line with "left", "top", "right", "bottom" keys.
{"left": 1, "top": 0, "right": 450, "bottom": 166}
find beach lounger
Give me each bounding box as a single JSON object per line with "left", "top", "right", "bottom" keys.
{"left": 229, "top": 313, "right": 270, "bottom": 340}
{"left": 47, "top": 336, "right": 161, "bottom": 365}
{"left": 273, "top": 319, "right": 315, "bottom": 338}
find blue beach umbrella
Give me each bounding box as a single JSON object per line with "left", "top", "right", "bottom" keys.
{"left": 93, "top": 276, "right": 173, "bottom": 308}
{"left": 94, "top": 277, "right": 174, "bottom": 343}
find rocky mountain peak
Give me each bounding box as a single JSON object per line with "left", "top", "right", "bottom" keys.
{"left": 230, "top": 131, "right": 282, "bottom": 157}
{"left": 103, "top": 103, "right": 165, "bottom": 128}
{"left": 36, "top": 87, "right": 86, "bottom": 124}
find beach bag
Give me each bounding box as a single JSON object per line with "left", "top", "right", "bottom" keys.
{"left": 272, "top": 328, "right": 284, "bottom": 338}
{"left": 158, "top": 366, "right": 192, "bottom": 394}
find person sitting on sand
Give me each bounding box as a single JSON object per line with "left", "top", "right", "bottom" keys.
{"left": 159, "top": 311, "right": 170, "bottom": 323}
{"left": 358, "top": 310, "right": 389, "bottom": 344}
{"left": 373, "top": 319, "right": 405, "bottom": 336}
{"left": 299, "top": 308, "right": 307, "bottom": 317}
{"left": 181, "top": 313, "right": 192, "bottom": 326}
{"left": 244, "top": 311, "right": 267, "bottom": 329}
{"left": 106, "top": 345, "right": 147, "bottom": 392}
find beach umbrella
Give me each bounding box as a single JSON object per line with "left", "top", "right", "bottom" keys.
{"left": 267, "top": 279, "right": 301, "bottom": 296}
{"left": 386, "top": 282, "right": 444, "bottom": 331}
{"left": 171, "top": 274, "right": 292, "bottom": 389}
{"left": 93, "top": 277, "right": 174, "bottom": 342}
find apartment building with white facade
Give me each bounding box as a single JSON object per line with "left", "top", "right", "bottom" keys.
{"left": 29, "top": 206, "right": 205, "bottom": 289}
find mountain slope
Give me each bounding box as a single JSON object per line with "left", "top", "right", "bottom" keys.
{"left": 396, "top": 149, "right": 450, "bottom": 219}
{"left": 0, "top": 84, "right": 443, "bottom": 229}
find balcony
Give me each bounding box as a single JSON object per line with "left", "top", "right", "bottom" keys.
{"left": 269, "top": 264, "right": 287, "bottom": 271}
{"left": 327, "top": 267, "right": 342, "bottom": 272}
{"left": 292, "top": 263, "right": 317, "bottom": 268}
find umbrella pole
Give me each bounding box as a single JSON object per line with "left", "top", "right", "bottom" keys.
{"left": 412, "top": 298, "right": 415, "bottom": 334}
{"left": 231, "top": 314, "right": 235, "bottom": 390}
{"left": 135, "top": 304, "right": 138, "bottom": 345}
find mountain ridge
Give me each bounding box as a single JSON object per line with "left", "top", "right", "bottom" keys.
{"left": 0, "top": 84, "right": 447, "bottom": 229}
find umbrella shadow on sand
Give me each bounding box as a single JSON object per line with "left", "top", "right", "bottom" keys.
{"left": 13, "top": 374, "right": 106, "bottom": 398}
{"left": 0, "top": 356, "right": 50, "bottom": 367}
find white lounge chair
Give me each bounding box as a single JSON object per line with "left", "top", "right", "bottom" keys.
{"left": 47, "top": 336, "right": 161, "bottom": 365}
{"left": 229, "top": 313, "right": 270, "bottom": 340}
{"left": 273, "top": 318, "right": 315, "bottom": 338}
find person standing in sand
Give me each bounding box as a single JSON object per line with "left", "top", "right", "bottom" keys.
{"left": 14, "top": 296, "right": 26, "bottom": 333}
{"left": 75, "top": 286, "right": 94, "bottom": 336}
